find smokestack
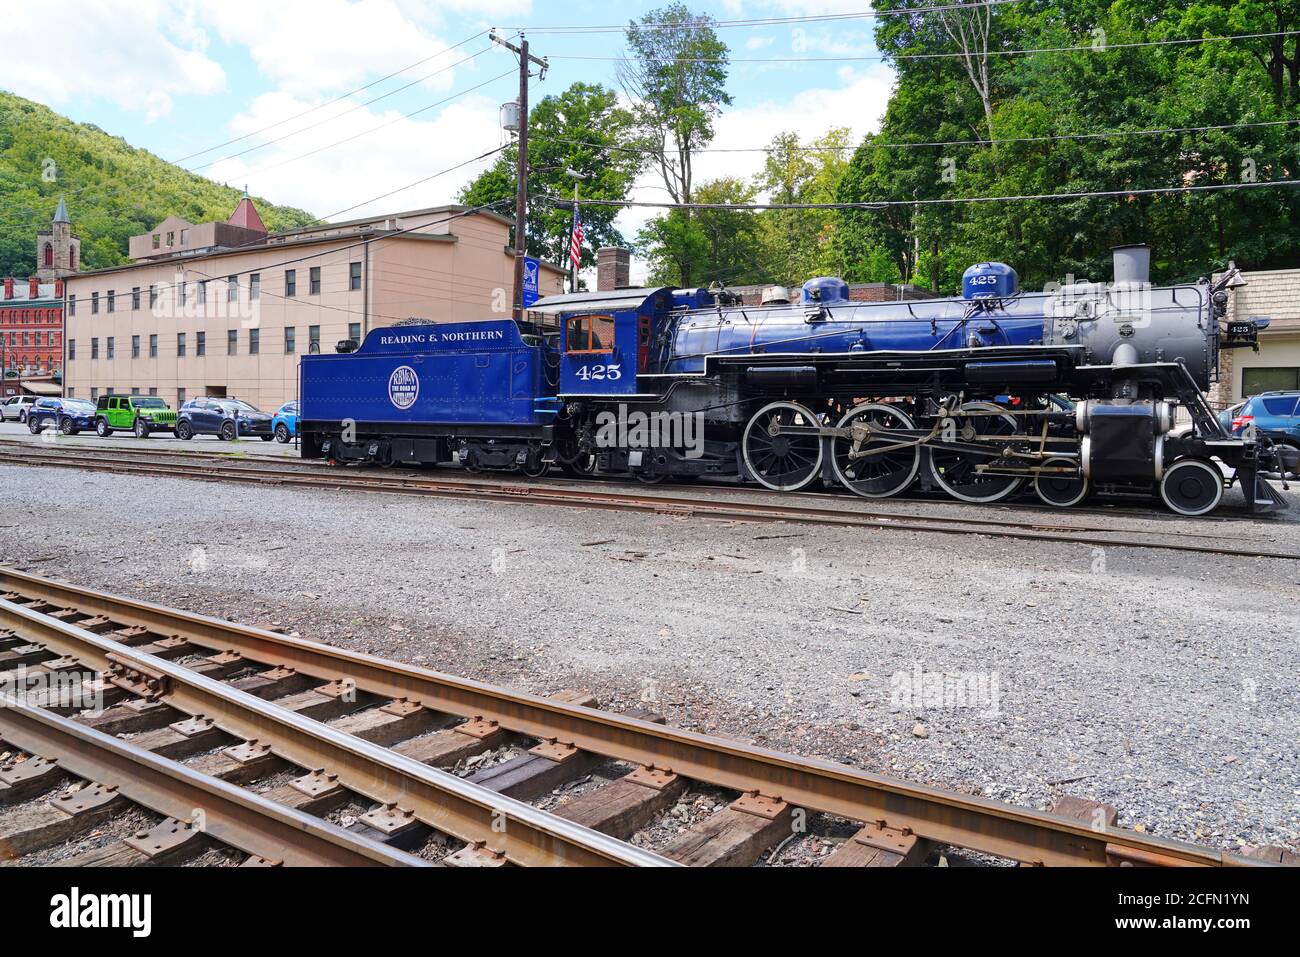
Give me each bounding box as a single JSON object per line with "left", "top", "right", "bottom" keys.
{"left": 1112, "top": 244, "right": 1151, "bottom": 285}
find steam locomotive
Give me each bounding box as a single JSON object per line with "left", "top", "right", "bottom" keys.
{"left": 298, "top": 244, "right": 1294, "bottom": 516}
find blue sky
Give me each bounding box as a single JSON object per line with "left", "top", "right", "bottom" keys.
{"left": 3, "top": 1, "right": 894, "bottom": 280}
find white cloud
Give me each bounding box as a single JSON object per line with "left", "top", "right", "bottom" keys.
{"left": 0, "top": 0, "right": 225, "bottom": 120}
{"left": 197, "top": 0, "right": 474, "bottom": 98}
{"left": 206, "top": 90, "right": 509, "bottom": 219}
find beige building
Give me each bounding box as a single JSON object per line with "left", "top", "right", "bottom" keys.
{"left": 63, "top": 200, "right": 564, "bottom": 410}
{"left": 1212, "top": 267, "right": 1300, "bottom": 409}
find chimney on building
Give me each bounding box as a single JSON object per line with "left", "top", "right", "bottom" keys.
{"left": 3, "top": 279, "right": 12, "bottom": 300}
{"left": 597, "top": 246, "right": 631, "bottom": 291}
{"left": 28, "top": 277, "right": 38, "bottom": 298}
{"left": 54, "top": 279, "right": 64, "bottom": 298}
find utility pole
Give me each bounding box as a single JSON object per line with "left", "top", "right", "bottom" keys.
{"left": 491, "top": 31, "right": 547, "bottom": 320}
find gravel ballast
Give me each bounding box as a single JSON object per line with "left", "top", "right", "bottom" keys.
{"left": 2, "top": 461, "right": 1297, "bottom": 857}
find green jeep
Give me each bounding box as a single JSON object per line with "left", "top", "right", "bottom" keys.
{"left": 94, "top": 395, "right": 179, "bottom": 438}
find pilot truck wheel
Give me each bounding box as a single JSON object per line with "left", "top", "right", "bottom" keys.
{"left": 1159, "top": 458, "right": 1223, "bottom": 516}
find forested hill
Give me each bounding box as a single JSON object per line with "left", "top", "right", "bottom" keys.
{"left": 0, "top": 90, "right": 317, "bottom": 278}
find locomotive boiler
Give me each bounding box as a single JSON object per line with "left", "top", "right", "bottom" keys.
{"left": 297, "top": 244, "right": 1293, "bottom": 517}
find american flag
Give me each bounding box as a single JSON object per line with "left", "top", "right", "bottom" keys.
{"left": 569, "top": 206, "right": 584, "bottom": 270}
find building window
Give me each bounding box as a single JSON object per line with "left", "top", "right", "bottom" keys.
{"left": 1243, "top": 367, "right": 1300, "bottom": 395}
{"left": 91, "top": 387, "right": 99, "bottom": 400}
{"left": 349, "top": 322, "right": 361, "bottom": 342}
{"left": 149, "top": 285, "right": 159, "bottom": 310}
{"left": 131, "top": 387, "right": 140, "bottom": 395}
{"left": 149, "top": 388, "right": 157, "bottom": 396}
{"left": 69, "top": 295, "right": 76, "bottom": 316}
{"left": 250, "top": 273, "right": 261, "bottom": 300}
{"left": 91, "top": 292, "right": 99, "bottom": 314}
{"left": 310, "top": 266, "right": 321, "bottom": 295}
{"left": 177, "top": 333, "right": 186, "bottom": 358}
{"left": 166, "top": 231, "right": 175, "bottom": 247}
{"left": 106, "top": 336, "right": 114, "bottom": 359}
{"left": 177, "top": 388, "right": 186, "bottom": 405}
{"left": 21, "top": 332, "right": 28, "bottom": 347}
{"left": 249, "top": 328, "right": 260, "bottom": 355}
{"left": 196, "top": 281, "right": 206, "bottom": 305}
{"left": 107, "top": 290, "right": 115, "bottom": 313}
{"left": 131, "top": 335, "right": 140, "bottom": 359}
{"left": 284, "top": 327, "right": 296, "bottom": 353}
{"left": 178, "top": 283, "right": 186, "bottom": 307}
{"left": 70, "top": 247, "right": 77, "bottom": 270}
{"left": 149, "top": 334, "right": 158, "bottom": 358}
{"left": 349, "top": 262, "right": 362, "bottom": 291}
{"left": 68, "top": 339, "right": 75, "bottom": 361}
{"left": 180, "top": 229, "right": 189, "bottom": 245}
{"left": 44, "top": 243, "right": 54, "bottom": 267}
{"left": 227, "top": 329, "right": 238, "bottom": 355}
{"left": 285, "top": 270, "right": 296, "bottom": 297}
{"left": 152, "top": 234, "right": 160, "bottom": 250}
{"left": 91, "top": 337, "right": 99, "bottom": 359}
{"left": 309, "top": 325, "right": 321, "bottom": 353}
{"left": 131, "top": 287, "right": 141, "bottom": 310}
{"left": 228, "top": 276, "right": 238, "bottom": 302}
{"left": 196, "top": 331, "right": 206, "bottom": 357}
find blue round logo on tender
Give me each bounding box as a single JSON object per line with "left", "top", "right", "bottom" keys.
{"left": 388, "top": 365, "right": 419, "bottom": 410}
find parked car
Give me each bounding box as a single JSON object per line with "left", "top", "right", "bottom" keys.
{"left": 176, "top": 397, "right": 274, "bottom": 441}
{"left": 0, "top": 395, "right": 38, "bottom": 423}
{"left": 272, "top": 401, "right": 299, "bottom": 443}
{"left": 94, "top": 395, "right": 179, "bottom": 438}
{"left": 1223, "top": 392, "right": 1300, "bottom": 448}
{"left": 27, "top": 397, "right": 97, "bottom": 435}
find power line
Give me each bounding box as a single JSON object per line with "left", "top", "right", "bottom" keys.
{"left": 217, "top": 71, "right": 515, "bottom": 183}
{"left": 545, "top": 178, "right": 1300, "bottom": 211}
{"left": 170, "top": 30, "right": 491, "bottom": 164}
{"left": 510, "top": 0, "right": 1025, "bottom": 33}
{"left": 550, "top": 29, "right": 1300, "bottom": 63}
{"left": 551, "top": 118, "right": 1300, "bottom": 157}
{"left": 187, "top": 45, "right": 496, "bottom": 174}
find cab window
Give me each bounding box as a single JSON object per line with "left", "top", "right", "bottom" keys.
{"left": 565, "top": 314, "right": 616, "bottom": 354}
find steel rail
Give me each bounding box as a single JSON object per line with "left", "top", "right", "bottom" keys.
{"left": 0, "top": 568, "right": 1264, "bottom": 868}
{"left": 0, "top": 595, "right": 675, "bottom": 868}
{"left": 0, "top": 436, "right": 1280, "bottom": 530}
{"left": 0, "top": 449, "right": 1292, "bottom": 560}
{"left": 0, "top": 690, "right": 429, "bottom": 867}
{"left": 0, "top": 442, "right": 1250, "bottom": 540}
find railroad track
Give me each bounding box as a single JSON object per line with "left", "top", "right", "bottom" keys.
{"left": 0, "top": 444, "right": 1295, "bottom": 561}
{"left": 0, "top": 567, "right": 1279, "bottom": 868}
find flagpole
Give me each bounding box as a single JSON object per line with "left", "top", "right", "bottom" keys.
{"left": 568, "top": 180, "right": 580, "bottom": 294}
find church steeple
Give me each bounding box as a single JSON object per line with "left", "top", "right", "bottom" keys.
{"left": 37, "top": 197, "right": 80, "bottom": 282}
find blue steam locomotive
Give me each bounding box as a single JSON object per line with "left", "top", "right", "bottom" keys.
{"left": 298, "top": 245, "right": 1293, "bottom": 516}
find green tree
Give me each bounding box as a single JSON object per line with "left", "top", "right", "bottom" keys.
{"left": 755, "top": 128, "right": 852, "bottom": 282}
{"left": 459, "top": 82, "right": 640, "bottom": 278}
{"left": 620, "top": 3, "right": 732, "bottom": 204}
{"left": 637, "top": 178, "right": 763, "bottom": 287}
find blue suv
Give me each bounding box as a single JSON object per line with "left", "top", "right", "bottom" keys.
{"left": 175, "top": 397, "right": 274, "bottom": 441}
{"left": 27, "top": 397, "right": 97, "bottom": 435}
{"left": 272, "top": 401, "right": 299, "bottom": 443}
{"left": 1221, "top": 392, "right": 1300, "bottom": 449}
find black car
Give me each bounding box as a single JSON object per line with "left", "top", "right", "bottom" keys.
{"left": 27, "top": 397, "right": 97, "bottom": 435}
{"left": 175, "top": 397, "right": 275, "bottom": 441}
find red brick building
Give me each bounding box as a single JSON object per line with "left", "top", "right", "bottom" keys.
{"left": 0, "top": 277, "right": 64, "bottom": 396}
{"left": 2, "top": 199, "right": 74, "bottom": 397}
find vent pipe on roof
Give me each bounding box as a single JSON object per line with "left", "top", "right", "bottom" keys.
{"left": 1112, "top": 244, "right": 1151, "bottom": 285}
